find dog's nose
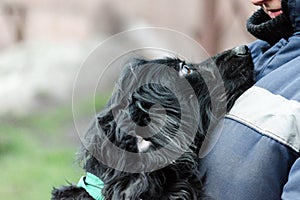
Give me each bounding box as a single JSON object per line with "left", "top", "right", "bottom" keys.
{"left": 233, "top": 45, "right": 250, "bottom": 56}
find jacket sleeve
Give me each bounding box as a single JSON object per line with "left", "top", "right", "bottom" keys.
{"left": 282, "top": 158, "right": 300, "bottom": 200}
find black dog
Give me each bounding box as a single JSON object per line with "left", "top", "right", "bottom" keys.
{"left": 52, "top": 45, "right": 254, "bottom": 200}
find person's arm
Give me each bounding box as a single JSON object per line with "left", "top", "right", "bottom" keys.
{"left": 282, "top": 158, "right": 300, "bottom": 200}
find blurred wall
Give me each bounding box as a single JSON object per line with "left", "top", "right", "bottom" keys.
{"left": 0, "top": 0, "right": 257, "bottom": 51}
{"left": 0, "top": 0, "right": 258, "bottom": 115}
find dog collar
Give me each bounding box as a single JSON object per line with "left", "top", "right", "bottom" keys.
{"left": 77, "top": 172, "right": 104, "bottom": 200}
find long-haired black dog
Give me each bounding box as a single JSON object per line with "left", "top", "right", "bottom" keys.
{"left": 52, "top": 45, "right": 254, "bottom": 200}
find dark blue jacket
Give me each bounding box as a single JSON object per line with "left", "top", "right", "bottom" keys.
{"left": 200, "top": 1, "right": 300, "bottom": 199}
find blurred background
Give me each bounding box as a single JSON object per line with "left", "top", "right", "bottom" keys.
{"left": 0, "top": 0, "right": 257, "bottom": 199}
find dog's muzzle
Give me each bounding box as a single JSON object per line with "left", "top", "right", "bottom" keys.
{"left": 233, "top": 45, "right": 250, "bottom": 56}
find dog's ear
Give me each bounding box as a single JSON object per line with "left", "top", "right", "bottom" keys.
{"left": 51, "top": 185, "right": 93, "bottom": 199}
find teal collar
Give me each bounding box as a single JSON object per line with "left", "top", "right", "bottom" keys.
{"left": 77, "top": 172, "right": 104, "bottom": 200}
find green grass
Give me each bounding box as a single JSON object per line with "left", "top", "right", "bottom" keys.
{"left": 0, "top": 94, "right": 110, "bottom": 200}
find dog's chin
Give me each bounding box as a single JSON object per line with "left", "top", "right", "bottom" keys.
{"left": 137, "top": 135, "right": 153, "bottom": 152}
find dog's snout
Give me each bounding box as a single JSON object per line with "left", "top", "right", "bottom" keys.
{"left": 233, "top": 45, "right": 250, "bottom": 56}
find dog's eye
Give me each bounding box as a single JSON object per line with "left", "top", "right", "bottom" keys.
{"left": 182, "top": 65, "right": 191, "bottom": 74}
{"left": 179, "top": 62, "right": 192, "bottom": 76}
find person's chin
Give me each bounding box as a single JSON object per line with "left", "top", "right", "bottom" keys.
{"left": 266, "top": 9, "right": 283, "bottom": 18}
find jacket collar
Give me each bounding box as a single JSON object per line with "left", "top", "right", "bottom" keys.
{"left": 282, "top": 0, "right": 300, "bottom": 31}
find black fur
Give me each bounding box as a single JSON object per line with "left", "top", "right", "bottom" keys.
{"left": 52, "top": 46, "right": 254, "bottom": 200}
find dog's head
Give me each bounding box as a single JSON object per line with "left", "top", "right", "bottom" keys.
{"left": 52, "top": 45, "right": 254, "bottom": 200}
{"left": 92, "top": 45, "right": 253, "bottom": 155}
